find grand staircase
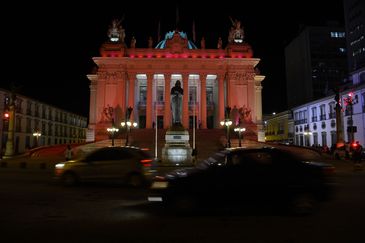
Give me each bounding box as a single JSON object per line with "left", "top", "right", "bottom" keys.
{"left": 127, "top": 128, "right": 259, "bottom": 162}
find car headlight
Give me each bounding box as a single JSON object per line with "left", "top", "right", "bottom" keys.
{"left": 55, "top": 163, "right": 65, "bottom": 169}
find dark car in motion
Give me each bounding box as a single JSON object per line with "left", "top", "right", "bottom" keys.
{"left": 148, "top": 147, "right": 336, "bottom": 215}
{"left": 55, "top": 146, "right": 154, "bottom": 187}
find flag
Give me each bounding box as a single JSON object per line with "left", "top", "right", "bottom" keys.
{"left": 157, "top": 20, "right": 161, "bottom": 42}
{"left": 175, "top": 5, "right": 179, "bottom": 30}
{"left": 192, "top": 20, "right": 196, "bottom": 43}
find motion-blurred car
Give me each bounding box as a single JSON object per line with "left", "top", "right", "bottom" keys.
{"left": 148, "top": 146, "right": 336, "bottom": 215}
{"left": 54, "top": 146, "right": 154, "bottom": 187}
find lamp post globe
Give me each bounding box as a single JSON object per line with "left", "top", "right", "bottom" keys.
{"left": 234, "top": 127, "right": 246, "bottom": 147}
{"left": 107, "top": 127, "right": 119, "bottom": 146}
{"left": 32, "top": 131, "right": 42, "bottom": 147}
{"left": 220, "top": 119, "right": 232, "bottom": 148}
{"left": 121, "top": 121, "right": 138, "bottom": 146}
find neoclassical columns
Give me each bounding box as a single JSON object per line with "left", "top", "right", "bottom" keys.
{"left": 164, "top": 73, "right": 172, "bottom": 128}
{"left": 200, "top": 73, "right": 207, "bottom": 129}
{"left": 226, "top": 73, "right": 232, "bottom": 107}
{"left": 182, "top": 73, "right": 189, "bottom": 128}
{"left": 117, "top": 73, "right": 126, "bottom": 123}
{"left": 127, "top": 72, "right": 136, "bottom": 121}
{"left": 146, "top": 73, "right": 153, "bottom": 128}
{"left": 87, "top": 75, "right": 97, "bottom": 126}
{"left": 217, "top": 73, "right": 225, "bottom": 123}
{"left": 254, "top": 75, "right": 265, "bottom": 123}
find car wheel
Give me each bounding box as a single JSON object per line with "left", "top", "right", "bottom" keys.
{"left": 127, "top": 173, "right": 144, "bottom": 187}
{"left": 289, "top": 193, "right": 317, "bottom": 216}
{"left": 62, "top": 172, "right": 78, "bottom": 186}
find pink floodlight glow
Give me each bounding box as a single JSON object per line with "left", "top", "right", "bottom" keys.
{"left": 129, "top": 54, "right": 135, "bottom": 58}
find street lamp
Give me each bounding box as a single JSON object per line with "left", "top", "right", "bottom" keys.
{"left": 303, "top": 131, "right": 312, "bottom": 146}
{"left": 234, "top": 127, "right": 246, "bottom": 147}
{"left": 121, "top": 121, "right": 137, "bottom": 146}
{"left": 344, "top": 92, "right": 358, "bottom": 143}
{"left": 220, "top": 119, "right": 233, "bottom": 148}
{"left": 32, "top": 131, "right": 42, "bottom": 147}
{"left": 107, "top": 127, "right": 119, "bottom": 146}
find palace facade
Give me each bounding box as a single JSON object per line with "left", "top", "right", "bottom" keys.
{"left": 87, "top": 21, "right": 265, "bottom": 141}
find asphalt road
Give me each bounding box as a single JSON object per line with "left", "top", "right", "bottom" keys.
{"left": 0, "top": 168, "right": 365, "bottom": 243}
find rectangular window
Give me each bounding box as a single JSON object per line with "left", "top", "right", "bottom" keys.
{"left": 206, "top": 87, "right": 214, "bottom": 104}
{"left": 15, "top": 116, "right": 22, "bottom": 132}
{"left": 157, "top": 86, "right": 164, "bottom": 102}
{"left": 313, "top": 133, "right": 318, "bottom": 145}
{"left": 321, "top": 132, "right": 327, "bottom": 146}
{"left": 139, "top": 86, "right": 147, "bottom": 104}
{"left": 320, "top": 105, "right": 326, "bottom": 120}
{"left": 311, "top": 107, "right": 317, "bottom": 122}
{"left": 331, "top": 131, "right": 337, "bottom": 146}
{"left": 189, "top": 86, "right": 197, "bottom": 103}
{"left": 26, "top": 118, "right": 31, "bottom": 133}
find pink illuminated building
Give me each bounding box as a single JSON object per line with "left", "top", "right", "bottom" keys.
{"left": 87, "top": 20, "right": 265, "bottom": 141}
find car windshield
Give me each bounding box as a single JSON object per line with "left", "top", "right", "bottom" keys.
{"left": 164, "top": 150, "right": 229, "bottom": 180}
{"left": 196, "top": 150, "right": 230, "bottom": 170}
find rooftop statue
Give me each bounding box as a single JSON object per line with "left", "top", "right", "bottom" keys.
{"left": 108, "top": 19, "right": 125, "bottom": 43}
{"left": 228, "top": 17, "right": 244, "bottom": 44}
{"left": 171, "top": 80, "right": 183, "bottom": 125}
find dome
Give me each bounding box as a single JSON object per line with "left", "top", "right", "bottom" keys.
{"left": 155, "top": 31, "right": 198, "bottom": 49}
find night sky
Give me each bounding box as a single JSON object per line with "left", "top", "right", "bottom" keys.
{"left": 0, "top": 1, "right": 344, "bottom": 118}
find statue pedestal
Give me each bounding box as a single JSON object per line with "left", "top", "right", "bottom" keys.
{"left": 161, "top": 126, "right": 192, "bottom": 166}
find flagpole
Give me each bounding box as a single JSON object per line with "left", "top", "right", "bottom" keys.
{"left": 192, "top": 20, "right": 196, "bottom": 43}
{"left": 154, "top": 78, "right": 158, "bottom": 159}
{"left": 193, "top": 76, "right": 196, "bottom": 150}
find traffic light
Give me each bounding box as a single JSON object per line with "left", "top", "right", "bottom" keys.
{"left": 334, "top": 92, "right": 342, "bottom": 110}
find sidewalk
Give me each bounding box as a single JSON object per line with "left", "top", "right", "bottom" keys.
{"left": 0, "top": 153, "right": 64, "bottom": 171}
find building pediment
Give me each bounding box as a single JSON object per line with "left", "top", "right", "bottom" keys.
{"left": 164, "top": 31, "right": 189, "bottom": 53}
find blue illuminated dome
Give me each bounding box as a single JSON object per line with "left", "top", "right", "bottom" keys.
{"left": 155, "top": 31, "right": 198, "bottom": 49}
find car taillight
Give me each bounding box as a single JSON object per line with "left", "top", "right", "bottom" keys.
{"left": 140, "top": 159, "right": 152, "bottom": 167}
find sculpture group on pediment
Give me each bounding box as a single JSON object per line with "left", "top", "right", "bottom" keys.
{"left": 108, "top": 19, "right": 125, "bottom": 43}
{"left": 130, "top": 36, "right": 136, "bottom": 48}
{"left": 228, "top": 17, "right": 244, "bottom": 44}
{"left": 217, "top": 37, "right": 223, "bottom": 49}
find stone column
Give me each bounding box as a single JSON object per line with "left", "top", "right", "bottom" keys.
{"left": 226, "top": 73, "right": 232, "bottom": 107}
{"left": 87, "top": 75, "right": 97, "bottom": 127}
{"left": 146, "top": 73, "right": 153, "bottom": 129}
{"left": 200, "top": 73, "right": 207, "bottom": 129}
{"left": 164, "top": 73, "right": 171, "bottom": 128}
{"left": 217, "top": 73, "right": 225, "bottom": 124}
{"left": 127, "top": 72, "right": 136, "bottom": 121}
{"left": 254, "top": 75, "right": 265, "bottom": 123}
{"left": 182, "top": 73, "right": 189, "bottom": 128}
{"left": 117, "top": 72, "right": 126, "bottom": 124}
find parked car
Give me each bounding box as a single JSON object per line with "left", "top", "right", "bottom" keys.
{"left": 54, "top": 146, "right": 155, "bottom": 187}
{"left": 148, "top": 146, "right": 336, "bottom": 215}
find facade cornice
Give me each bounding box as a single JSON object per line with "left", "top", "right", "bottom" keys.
{"left": 93, "top": 57, "right": 261, "bottom": 74}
